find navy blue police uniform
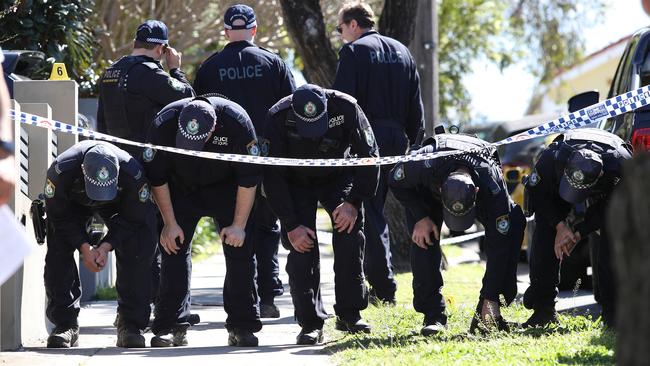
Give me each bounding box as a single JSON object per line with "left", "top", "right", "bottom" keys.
{"left": 44, "top": 141, "right": 157, "bottom": 344}
{"left": 333, "top": 30, "right": 425, "bottom": 303}
{"left": 389, "top": 134, "right": 525, "bottom": 330}
{"left": 144, "top": 96, "right": 262, "bottom": 339}
{"left": 522, "top": 128, "right": 632, "bottom": 327}
{"left": 264, "top": 85, "right": 379, "bottom": 341}
{"left": 194, "top": 4, "right": 296, "bottom": 312}
{"left": 97, "top": 20, "right": 194, "bottom": 159}
{"left": 96, "top": 20, "right": 194, "bottom": 308}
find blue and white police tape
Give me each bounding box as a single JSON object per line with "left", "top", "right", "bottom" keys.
{"left": 10, "top": 84, "right": 650, "bottom": 166}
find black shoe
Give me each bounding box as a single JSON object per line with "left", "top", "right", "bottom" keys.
{"left": 469, "top": 314, "right": 511, "bottom": 334}
{"left": 260, "top": 303, "right": 280, "bottom": 318}
{"left": 116, "top": 327, "right": 145, "bottom": 348}
{"left": 187, "top": 313, "right": 201, "bottom": 325}
{"left": 296, "top": 327, "right": 324, "bottom": 345}
{"left": 522, "top": 306, "right": 559, "bottom": 328}
{"left": 47, "top": 326, "right": 79, "bottom": 348}
{"left": 228, "top": 329, "right": 259, "bottom": 347}
{"left": 335, "top": 317, "right": 371, "bottom": 334}
{"left": 151, "top": 324, "right": 189, "bottom": 347}
{"left": 421, "top": 322, "right": 446, "bottom": 336}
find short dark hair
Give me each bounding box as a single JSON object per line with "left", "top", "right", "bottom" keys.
{"left": 133, "top": 40, "right": 160, "bottom": 50}
{"left": 339, "top": 2, "right": 375, "bottom": 29}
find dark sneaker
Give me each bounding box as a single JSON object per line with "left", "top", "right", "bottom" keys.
{"left": 469, "top": 314, "right": 512, "bottom": 334}
{"left": 228, "top": 329, "right": 259, "bottom": 347}
{"left": 188, "top": 313, "right": 201, "bottom": 325}
{"left": 421, "top": 322, "right": 446, "bottom": 337}
{"left": 522, "top": 306, "right": 559, "bottom": 328}
{"left": 47, "top": 326, "right": 79, "bottom": 348}
{"left": 151, "top": 325, "right": 189, "bottom": 347}
{"left": 296, "top": 327, "right": 324, "bottom": 345}
{"left": 260, "top": 303, "right": 280, "bottom": 318}
{"left": 116, "top": 327, "right": 145, "bottom": 348}
{"left": 335, "top": 317, "right": 371, "bottom": 334}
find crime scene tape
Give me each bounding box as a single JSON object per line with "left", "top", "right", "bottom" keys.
{"left": 10, "top": 85, "right": 650, "bottom": 166}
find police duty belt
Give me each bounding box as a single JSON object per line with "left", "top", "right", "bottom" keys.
{"left": 10, "top": 85, "right": 650, "bottom": 167}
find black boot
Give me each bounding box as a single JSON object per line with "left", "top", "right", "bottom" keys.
{"left": 116, "top": 326, "right": 145, "bottom": 348}
{"left": 151, "top": 324, "right": 189, "bottom": 347}
{"left": 296, "top": 327, "right": 324, "bottom": 345}
{"left": 522, "top": 305, "right": 559, "bottom": 328}
{"left": 228, "top": 329, "right": 259, "bottom": 347}
{"left": 335, "top": 317, "right": 371, "bottom": 334}
{"left": 260, "top": 302, "right": 280, "bottom": 318}
{"left": 47, "top": 325, "right": 80, "bottom": 348}
{"left": 469, "top": 298, "right": 512, "bottom": 334}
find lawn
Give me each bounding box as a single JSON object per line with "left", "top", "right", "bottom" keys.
{"left": 323, "top": 248, "right": 615, "bottom": 365}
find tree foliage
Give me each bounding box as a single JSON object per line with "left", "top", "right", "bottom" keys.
{"left": 0, "top": 0, "right": 98, "bottom": 95}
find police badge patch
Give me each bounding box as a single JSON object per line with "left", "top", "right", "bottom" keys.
{"left": 97, "top": 167, "right": 110, "bottom": 182}
{"left": 260, "top": 139, "right": 270, "bottom": 157}
{"left": 304, "top": 101, "right": 317, "bottom": 117}
{"left": 393, "top": 164, "right": 405, "bottom": 181}
{"left": 168, "top": 78, "right": 186, "bottom": 91}
{"left": 362, "top": 127, "right": 375, "bottom": 147}
{"left": 247, "top": 140, "right": 260, "bottom": 156}
{"left": 529, "top": 170, "right": 540, "bottom": 186}
{"left": 139, "top": 183, "right": 150, "bottom": 203}
{"left": 496, "top": 214, "right": 510, "bottom": 235}
{"left": 143, "top": 147, "right": 156, "bottom": 162}
{"left": 186, "top": 119, "right": 200, "bottom": 135}
{"left": 44, "top": 178, "right": 56, "bottom": 198}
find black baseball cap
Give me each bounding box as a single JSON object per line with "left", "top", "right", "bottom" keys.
{"left": 176, "top": 100, "right": 217, "bottom": 151}
{"left": 559, "top": 148, "right": 603, "bottom": 203}
{"left": 441, "top": 172, "right": 477, "bottom": 231}
{"left": 292, "top": 84, "right": 329, "bottom": 138}
{"left": 135, "top": 20, "right": 169, "bottom": 45}
{"left": 224, "top": 4, "right": 257, "bottom": 30}
{"left": 82, "top": 144, "right": 120, "bottom": 201}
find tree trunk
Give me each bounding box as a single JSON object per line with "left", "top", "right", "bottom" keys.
{"left": 377, "top": 0, "right": 418, "bottom": 46}
{"left": 607, "top": 154, "right": 650, "bottom": 365}
{"left": 278, "top": 0, "right": 339, "bottom": 86}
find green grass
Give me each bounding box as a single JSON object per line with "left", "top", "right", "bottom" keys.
{"left": 324, "top": 261, "right": 615, "bottom": 365}
{"left": 94, "top": 286, "right": 118, "bottom": 300}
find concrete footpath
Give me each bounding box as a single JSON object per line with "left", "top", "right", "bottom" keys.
{"left": 0, "top": 246, "right": 335, "bottom": 366}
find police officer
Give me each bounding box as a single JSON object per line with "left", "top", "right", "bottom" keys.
{"left": 264, "top": 84, "right": 379, "bottom": 345}
{"left": 144, "top": 96, "right": 262, "bottom": 347}
{"left": 522, "top": 128, "right": 632, "bottom": 328}
{"left": 96, "top": 19, "right": 195, "bottom": 321}
{"left": 97, "top": 19, "right": 194, "bottom": 158}
{"left": 333, "top": 2, "right": 425, "bottom": 305}
{"left": 194, "top": 4, "right": 296, "bottom": 318}
{"left": 389, "top": 133, "right": 525, "bottom": 335}
{"left": 43, "top": 141, "right": 157, "bottom": 348}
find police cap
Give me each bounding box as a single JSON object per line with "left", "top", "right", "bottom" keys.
{"left": 441, "top": 172, "right": 477, "bottom": 231}
{"left": 224, "top": 4, "right": 257, "bottom": 30}
{"left": 559, "top": 148, "right": 603, "bottom": 203}
{"left": 82, "top": 144, "right": 120, "bottom": 201}
{"left": 135, "top": 20, "right": 169, "bottom": 45}
{"left": 292, "top": 84, "right": 329, "bottom": 138}
{"left": 176, "top": 100, "right": 217, "bottom": 151}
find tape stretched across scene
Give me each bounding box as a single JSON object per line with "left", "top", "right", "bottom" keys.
{"left": 10, "top": 85, "right": 650, "bottom": 167}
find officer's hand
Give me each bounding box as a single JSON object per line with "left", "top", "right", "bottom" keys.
{"left": 79, "top": 243, "right": 101, "bottom": 273}
{"left": 554, "top": 221, "right": 578, "bottom": 260}
{"left": 220, "top": 225, "right": 246, "bottom": 247}
{"left": 94, "top": 242, "right": 113, "bottom": 269}
{"left": 332, "top": 202, "right": 358, "bottom": 234}
{"left": 412, "top": 217, "right": 439, "bottom": 249}
{"left": 160, "top": 222, "right": 185, "bottom": 255}
{"left": 287, "top": 226, "right": 317, "bottom": 253}
{"left": 164, "top": 47, "right": 181, "bottom": 70}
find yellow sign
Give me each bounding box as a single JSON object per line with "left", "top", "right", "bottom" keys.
{"left": 49, "top": 63, "right": 69, "bottom": 80}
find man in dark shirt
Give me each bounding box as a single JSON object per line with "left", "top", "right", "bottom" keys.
{"left": 194, "top": 4, "right": 296, "bottom": 318}
{"left": 144, "top": 96, "right": 262, "bottom": 347}
{"left": 390, "top": 133, "right": 525, "bottom": 335}
{"left": 43, "top": 141, "right": 157, "bottom": 348}
{"left": 333, "top": 2, "right": 425, "bottom": 305}
{"left": 264, "top": 84, "right": 379, "bottom": 345}
{"left": 522, "top": 128, "right": 632, "bottom": 329}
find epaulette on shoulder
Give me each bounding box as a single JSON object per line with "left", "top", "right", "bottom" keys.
{"left": 154, "top": 108, "right": 179, "bottom": 127}
{"left": 140, "top": 62, "right": 159, "bottom": 70}
{"left": 328, "top": 89, "right": 357, "bottom": 105}
{"left": 120, "top": 159, "right": 143, "bottom": 180}
{"left": 54, "top": 158, "right": 81, "bottom": 175}
{"left": 269, "top": 95, "right": 292, "bottom": 117}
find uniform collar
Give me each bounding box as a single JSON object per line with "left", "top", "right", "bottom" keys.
{"left": 224, "top": 40, "right": 256, "bottom": 50}
{"left": 357, "top": 30, "right": 378, "bottom": 40}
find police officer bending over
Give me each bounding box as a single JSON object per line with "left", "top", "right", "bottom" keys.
{"left": 264, "top": 84, "right": 379, "bottom": 345}
{"left": 522, "top": 128, "right": 631, "bottom": 328}
{"left": 389, "top": 133, "right": 525, "bottom": 335}
{"left": 194, "top": 4, "right": 296, "bottom": 318}
{"left": 97, "top": 19, "right": 194, "bottom": 158}
{"left": 144, "top": 96, "right": 262, "bottom": 347}
{"left": 44, "top": 141, "right": 157, "bottom": 348}
{"left": 333, "top": 2, "right": 425, "bottom": 305}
